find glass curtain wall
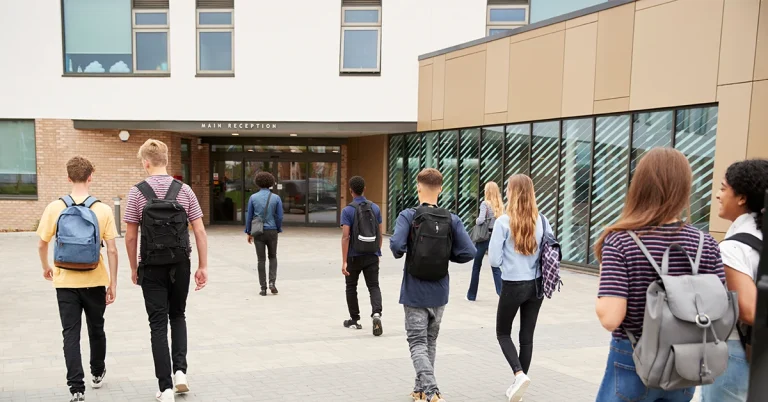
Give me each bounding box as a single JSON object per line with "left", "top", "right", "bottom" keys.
{"left": 386, "top": 104, "right": 718, "bottom": 266}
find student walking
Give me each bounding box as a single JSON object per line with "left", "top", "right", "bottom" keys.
{"left": 124, "top": 139, "right": 208, "bottom": 402}
{"left": 466, "top": 181, "right": 504, "bottom": 301}
{"left": 340, "top": 176, "right": 384, "bottom": 335}
{"left": 36, "top": 156, "right": 119, "bottom": 402}
{"left": 489, "top": 175, "right": 551, "bottom": 402}
{"left": 702, "top": 159, "right": 768, "bottom": 402}
{"left": 390, "top": 168, "right": 476, "bottom": 402}
{"left": 594, "top": 148, "right": 726, "bottom": 402}
{"left": 245, "top": 172, "right": 284, "bottom": 296}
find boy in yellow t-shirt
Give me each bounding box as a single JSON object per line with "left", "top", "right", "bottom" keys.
{"left": 36, "top": 156, "right": 118, "bottom": 402}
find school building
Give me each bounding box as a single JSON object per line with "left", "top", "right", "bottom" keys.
{"left": 1, "top": 0, "right": 767, "bottom": 269}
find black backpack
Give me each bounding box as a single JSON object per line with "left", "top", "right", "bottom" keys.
{"left": 350, "top": 200, "right": 381, "bottom": 254}
{"left": 136, "top": 179, "right": 190, "bottom": 266}
{"left": 406, "top": 205, "right": 453, "bottom": 281}
{"left": 722, "top": 232, "right": 763, "bottom": 357}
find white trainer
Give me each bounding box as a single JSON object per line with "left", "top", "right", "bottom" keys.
{"left": 173, "top": 370, "right": 189, "bottom": 393}
{"left": 505, "top": 373, "right": 530, "bottom": 402}
{"left": 156, "top": 389, "right": 175, "bottom": 402}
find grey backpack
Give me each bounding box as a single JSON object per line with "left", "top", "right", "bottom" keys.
{"left": 627, "top": 230, "right": 738, "bottom": 391}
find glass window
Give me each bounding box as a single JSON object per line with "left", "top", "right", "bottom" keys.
{"left": 340, "top": 7, "right": 381, "bottom": 73}
{"left": 135, "top": 12, "right": 168, "bottom": 26}
{"left": 489, "top": 8, "right": 527, "bottom": 22}
{"left": 530, "top": 0, "right": 606, "bottom": 24}
{"left": 309, "top": 146, "right": 341, "bottom": 153}
{"left": 132, "top": 10, "right": 169, "bottom": 73}
{"left": 387, "top": 135, "right": 405, "bottom": 232}
{"left": 631, "top": 110, "right": 673, "bottom": 173}
{"left": 180, "top": 139, "right": 191, "bottom": 185}
{"left": 309, "top": 162, "right": 339, "bottom": 224}
{"left": 197, "top": 9, "right": 234, "bottom": 74}
{"left": 589, "top": 115, "right": 631, "bottom": 264}
{"left": 404, "top": 134, "right": 423, "bottom": 210}
{"left": 424, "top": 132, "right": 439, "bottom": 169}
{"left": 244, "top": 145, "right": 306, "bottom": 153}
{"left": 458, "top": 129, "right": 480, "bottom": 229}
{"left": 211, "top": 144, "right": 243, "bottom": 152}
{"left": 199, "top": 11, "right": 233, "bottom": 25}
{"left": 486, "top": 5, "right": 528, "bottom": 37}
{"left": 558, "top": 118, "right": 593, "bottom": 264}
{"left": 439, "top": 130, "right": 458, "bottom": 212}
{"left": 675, "top": 107, "right": 718, "bottom": 231}
{"left": 63, "top": 0, "right": 132, "bottom": 74}
{"left": 0, "top": 121, "right": 37, "bottom": 197}
{"left": 531, "top": 121, "right": 560, "bottom": 234}
{"left": 504, "top": 124, "right": 531, "bottom": 202}
{"left": 481, "top": 126, "right": 504, "bottom": 193}
{"left": 489, "top": 28, "right": 514, "bottom": 36}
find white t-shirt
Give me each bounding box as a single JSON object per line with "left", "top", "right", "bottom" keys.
{"left": 720, "top": 213, "right": 762, "bottom": 340}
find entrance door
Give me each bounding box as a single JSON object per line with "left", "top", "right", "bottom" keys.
{"left": 211, "top": 159, "right": 242, "bottom": 223}
{"left": 308, "top": 161, "right": 339, "bottom": 224}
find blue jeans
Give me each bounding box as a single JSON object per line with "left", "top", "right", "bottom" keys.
{"left": 701, "top": 340, "right": 749, "bottom": 402}
{"left": 466, "top": 240, "right": 502, "bottom": 301}
{"left": 596, "top": 338, "right": 695, "bottom": 402}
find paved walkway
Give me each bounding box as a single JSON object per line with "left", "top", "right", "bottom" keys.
{"left": 0, "top": 227, "right": 692, "bottom": 402}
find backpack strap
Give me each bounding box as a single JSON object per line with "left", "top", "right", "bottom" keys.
{"left": 164, "top": 179, "right": 183, "bottom": 201}
{"left": 628, "top": 231, "right": 663, "bottom": 276}
{"left": 723, "top": 233, "right": 763, "bottom": 255}
{"left": 136, "top": 180, "right": 158, "bottom": 201}
{"left": 59, "top": 195, "right": 75, "bottom": 208}
{"left": 82, "top": 196, "right": 100, "bottom": 208}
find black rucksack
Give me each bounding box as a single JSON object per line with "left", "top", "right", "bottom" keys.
{"left": 406, "top": 205, "right": 453, "bottom": 281}
{"left": 136, "top": 179, "right": 190, "bottom": 266}
{"left": 350, "top": 200, "right": 381, "bottom": 254}
{"left": 722, "top": 232, "right": 763, "bottom": 358}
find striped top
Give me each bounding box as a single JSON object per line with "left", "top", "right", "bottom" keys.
{"left": 597, "top": 224, "right": 725, "bottom": 339}
{"left": 124, "top": 175, "right": 204, "bottom": 224}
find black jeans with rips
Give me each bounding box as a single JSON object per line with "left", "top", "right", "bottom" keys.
{"left": 138, "top": 260, "right": 191, "bottom": 392}
{"left": 56, "top": 287, "right": 107, "bottom": 395}
{"left": 345, "top": 254, "right": 383, "bottom": 322}
{"left": 496, "top": 279, "right": 544, "bottom": 374}
{"left": 253, "top": 229, "right": 279, "bottom": 289}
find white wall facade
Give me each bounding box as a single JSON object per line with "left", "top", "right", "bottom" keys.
{"left": 0, "top": 0, "right": 488, "bottom": 123}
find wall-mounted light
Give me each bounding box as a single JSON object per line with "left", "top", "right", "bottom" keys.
{"left": 231, "top": 133, "right": 239, "bottom": 136}
{"left": 289, "top": 133, "right": 298, "bottom": 137}
{"left": 118, "top": 130, "right": 130, "bottom": 142}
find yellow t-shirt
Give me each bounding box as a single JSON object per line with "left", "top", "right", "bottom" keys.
{"left": 36, "top": 195, "right": 117, "bottom": 288}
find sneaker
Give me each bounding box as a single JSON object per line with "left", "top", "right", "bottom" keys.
{"left": 91, "top": 368, "right": 106, "bottom": 389}
{"left": 427, "top": 393, "right": 446, "bottom": 402}
{"left": 465, "top": 296, "right": 475, "bottom": 302}
{"left": 259, "top": 289, "right": 267, "bottom": 296}
{"left": 505, "top": 373, "right": 531, "bottom": 402}
{"left": 372, "top": 313, "right": 383, "bottom": 337}
{"left": 156, "top": 389, "right": 175, "bottom": 402}
{"left": 410, "top": 391, "right": 426, "bottom": 401}
{"left": 269, "top": 283, "right": 278, "bottom": 294}
{"left": 343, "top": 319, "right": 362, "bottom": 329}
{"left": 173, "top": 370, "right": 189, "bottom": 393}
{"left": 69, "top": 393, "right": 84, "bottom": 402}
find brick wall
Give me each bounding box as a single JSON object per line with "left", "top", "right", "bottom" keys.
{"left": 0, "top": 119, "right": 208, "bottom": 231}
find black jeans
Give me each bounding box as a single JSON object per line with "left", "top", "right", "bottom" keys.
{"left": 139, "top": 260, "right": 191, "bottom": 392}
{"left": 253, "top": 230, "right": 279, "bottom": 289}
{"left": 496, "top": 279, "right": 543, "bottom": 374}
{"left": 56, "top": 287, "right": 107, "bottom": 395}
{"left": 345, "top": 254, "right": 383, "bottom": 321}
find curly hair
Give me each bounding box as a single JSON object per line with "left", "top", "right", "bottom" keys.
{"left": 254, "top": 172, "right": 276, "bottom": 189}
{"left": 725, "top": 159, "right": 768, "bottom": 229}
{"left": 349, "top": 176, "right": 365, "bottom": 196}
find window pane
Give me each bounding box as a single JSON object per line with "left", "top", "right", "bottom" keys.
{"left": 424, "top": 132, "right": 439, "bottom": 169}
{"left": 244, "top": 145, "right": 306, "bottom": 153}
{"left": 458, "top": 128, "right": 480, "bottom": 229}
{"left": 439, "top": 130, "right": 458, "bottom": 212}
{"left": 490, "top": 8, "right": 526, "bottom": 22}
{"left": 135, "top": 12, "right": 167, "bottom": 25}
{"left": 404, "top": 134, "right": 422, "bottom": 210}
{"left": 504, "top": 124, "right": 530, "bottom": 202}
{"left": 676, "top": 107, "right": 718, "bottom": 231}
{"left": 387, "top": 135, "right": 405, "bottom": 232}
{"left": 631, "top": 110, "right": 673, "bottom": 172}
{"left": 199, "top": 12, "right": 232, "bottom": 25}
{"left": 0, "top": 121, "right": 36, "bottom": 196}
{"left": 135, "top": 32, "right": 168, "bottom": 71}
{"left": 63, "top": 0, "right": 132, "bottom": 73}
{"left": 211, "top": 144, "right": 242, "bottom": 152}
{"left": 199, "top": 31, "right": 233, "bottom": 71}
{"left": 558, "top": 118, "right": 593, "bottom": 264}
{"left": 531, "top": 121, "right": 560, "bottom": 234}
{"left": 344, "top": 9, "right": 379, "bottom": 23}
{"left": 309, "top": 146, "right": 341, "bottom": 153}
{"left": 589, "top": 115, "right": 630, "bottom": 264}
{"left": 309, "top": 162, "right": 339, "bottom": 224}
{"left": 489, "top": 28, "right": 514, "bottom": 36}
{"left": 481, "top": 127, "right": 504, "bottom": 193}
{"left": 342, "top": 29, "right": 379, "bottom": 69}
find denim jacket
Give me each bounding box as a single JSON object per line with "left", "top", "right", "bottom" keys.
{"left": 244, "top": 189, "right": 283, "bottom": 234}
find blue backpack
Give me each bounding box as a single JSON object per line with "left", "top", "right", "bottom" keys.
{"left": 54, "top": 196, "right": 101, "bottom": 270}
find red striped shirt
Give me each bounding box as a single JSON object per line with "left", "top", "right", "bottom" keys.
{"left": 124, "top": 175, "right": 204, "bottom": 224}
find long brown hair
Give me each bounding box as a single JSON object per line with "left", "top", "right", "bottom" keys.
{"left": 484, "top": 181, "right": 504, "bottom": 218}
{"left": 506, "top": 174, "right": 539, "bottom": 255}
{"left": 594, "top": 147, "right": 692, "bottom": 262}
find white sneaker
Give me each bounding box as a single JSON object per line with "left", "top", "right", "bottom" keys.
{"left": 173, "top": 370, "right": 189, "bottom": 393}
{"left": 505, "top": 373, "right": 530, "bottom": 402}
{"left": 156, "top": 389, "right": 175, "bottom": 402}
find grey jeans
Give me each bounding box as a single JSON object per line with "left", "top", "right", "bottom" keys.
{"left": 404, "top": 305, "right": 446, "bottom": 397}
{"left": 253, "top": 230, "right": 278, "bottom": 289}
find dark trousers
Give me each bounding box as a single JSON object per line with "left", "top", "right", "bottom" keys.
{"left": 56, "top": 287, "right": 107, "bottom": 395}
{"left": 253, "top": 230, "right": 279, "bottom": 289}
{"left": 139, "top": 260, "right": 191, "bottom": 392}
{"left": 496, "top": 279, "right": 543, "bottom": 374}
{"left": 466, "top": 239, "right": 502, "bottom": 300}
{"left": 345, "top": 254, "right": 383, "bottom": 321}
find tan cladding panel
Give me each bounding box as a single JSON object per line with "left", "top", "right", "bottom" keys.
{"left": 508, "top": 31, "right": 566, "bottom": 123}
{"left": 562, "top": 22, "right": 598, "bottom": 117}
{"left": 485, "top": 37, "right": 511, "bottom": 114}
{"left": 630, "top": 0, "right": 724, "bottom": 110}
{"left": 594, "top": 3, "right": 635, "bottom": 100}
{"left": 432, "top": 56, "right": 446, "bottom": 121}
{"left": 418, "top": 64, "right": 433, "bottom": 131}
{"left": 444, "top": 51, "right": 487, "bottom": 129}
{"left": 748, "top": 79, "right": 768, "bottom": 159}
{"left": 718, "top": 0, "right": 759, "bottom": 85}
{"left": 754, "top": 0, "right": 768, "bottom": 81}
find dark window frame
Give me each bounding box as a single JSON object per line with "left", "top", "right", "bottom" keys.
{"left": 0, "top": 119, "right": 38, "bottom": 200}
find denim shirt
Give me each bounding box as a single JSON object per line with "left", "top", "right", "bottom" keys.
{"left": 244, "top": 189, "right": 284, "bottom": 234}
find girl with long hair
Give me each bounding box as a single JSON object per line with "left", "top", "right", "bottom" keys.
{"left": 489, "top": 175, "right": 551, "bottom": 402}
{"left": 594, "top": 148, "right": 725, "bottom": 402}
{"left": 466, "top": 181, "right": 504, "bottom": 301}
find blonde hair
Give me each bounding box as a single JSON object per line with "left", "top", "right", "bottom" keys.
{"left": 506, "top": 174, "right": 539, "bottom": 256}
{"left": 483, "top": 181, "right": 504, "bottom": 218}
{"left": 138, "top": 139, "right": 169, "bottom": 167}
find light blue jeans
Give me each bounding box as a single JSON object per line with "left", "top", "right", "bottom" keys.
{"left": 700, "top": 340, "right": 749, "bottom": 402}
